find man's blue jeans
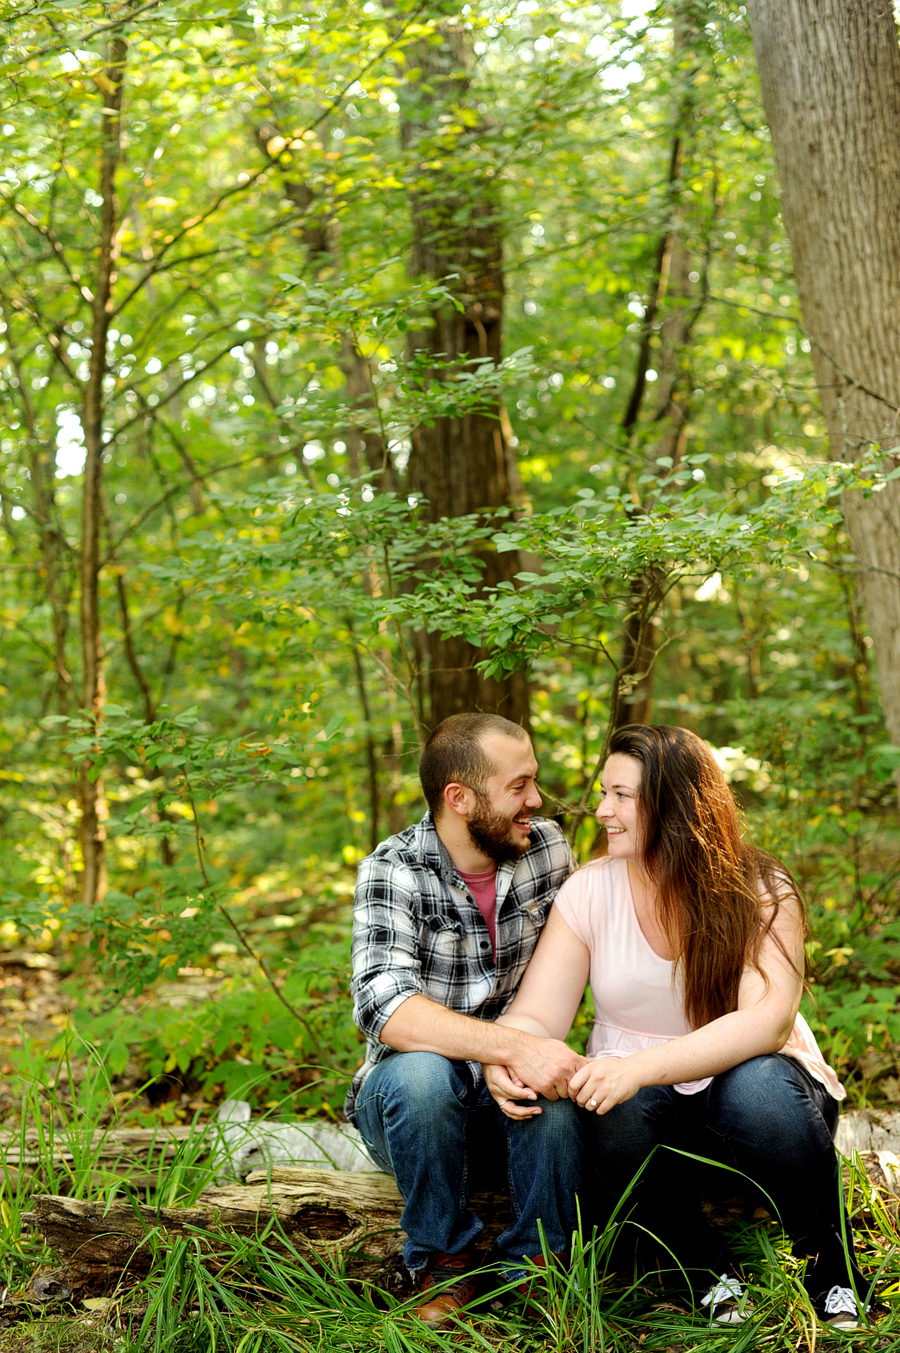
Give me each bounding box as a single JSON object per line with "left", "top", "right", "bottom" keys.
{"left": 582, "top": 1053, "right": 865, "bottom": 1297}
{"left": 354, "top": 1051, "right": 583, "bottom": 1276}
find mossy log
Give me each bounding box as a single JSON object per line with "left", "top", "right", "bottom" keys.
{"left": 21, "top": 1167, "right": 408, "bottom": 1276}
{"left": 3, "top": 1108, "right": 896, "bottom": 1189}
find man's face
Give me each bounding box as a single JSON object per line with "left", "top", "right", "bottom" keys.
{"left": 466, "top": 734, "right": 542, "bottom": 864}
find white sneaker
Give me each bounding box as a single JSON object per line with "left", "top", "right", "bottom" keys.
{"left": 701, "top": 1273, "right": 747, "bottom": 1324}
{"left": 816, "top": 1286, "right": 867, "bottom": 1330}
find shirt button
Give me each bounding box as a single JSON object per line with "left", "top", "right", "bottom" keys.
{"left": 480, "top": 941, "right": 490, "bottom": 949}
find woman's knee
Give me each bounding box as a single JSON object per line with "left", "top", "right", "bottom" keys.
{"left": 708, "top": 1055, "right": 827, "bottom": 1147}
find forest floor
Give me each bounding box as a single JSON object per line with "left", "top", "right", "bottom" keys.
{"left": 0, "top": 952, "right": 223, "bottom": 1126}
{"left": 2, "top": 954, "right": 899, "bottom": 1351}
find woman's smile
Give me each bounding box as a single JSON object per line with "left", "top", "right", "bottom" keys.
{"left": 596, "top": 753, "right": 643, "bottom": 860}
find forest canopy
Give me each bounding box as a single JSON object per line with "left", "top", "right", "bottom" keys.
{"left": 1, "top": 0, "right": 899, "bottom": 1115}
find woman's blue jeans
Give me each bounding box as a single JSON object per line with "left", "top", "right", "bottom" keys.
{"left": 355, "top": 1051, "right": 583, "bottom": 1276}
{"left": 582, "top": 1053, "right": 865, "bottom": 1298}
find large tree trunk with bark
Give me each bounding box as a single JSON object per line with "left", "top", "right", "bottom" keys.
{"left": 746, "top": 0, "right": 900, "bottom": 777}
{"left": 399, "top": 24, "right": 529, "bottom": 732}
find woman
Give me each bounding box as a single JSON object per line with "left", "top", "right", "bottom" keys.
{"left": 485, "top": 724, "right": 867, "bottom": 1328}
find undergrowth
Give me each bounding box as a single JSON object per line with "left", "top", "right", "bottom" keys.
{"left": 1, "top": 1212, "right": 896, "bottom": 1353}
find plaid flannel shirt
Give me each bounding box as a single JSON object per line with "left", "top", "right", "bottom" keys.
{"left": 344, "top": 811, "right": 575, "bottom": 1123}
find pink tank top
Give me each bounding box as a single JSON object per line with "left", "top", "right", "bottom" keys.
{"left": 554, "top": 856, "right": 844, "bottom": 1099}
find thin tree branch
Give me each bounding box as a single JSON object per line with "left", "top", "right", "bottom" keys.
{"left": 708, "top": 292, "right": 900, "bottom": 415}
{"left": 0, "top": 266, "right": 80, "bottom": 382}
{"left": 110, "top": 2, "right": 431, "bottom": 310}
{"left": 1, "top": 0, "right": 167, "bottom": 67}
{"left": 183, "top": 771, "right": 335, "bottom": 1068}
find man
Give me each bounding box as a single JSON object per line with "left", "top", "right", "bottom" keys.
{"left": 345, "top": 712, "right": 584, "bottom": 1324}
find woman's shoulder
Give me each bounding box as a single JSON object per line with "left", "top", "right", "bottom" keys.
{"left": 554, "top": 855, "right": 626, "bottom": 911}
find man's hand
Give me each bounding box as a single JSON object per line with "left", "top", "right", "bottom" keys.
{"left": 484, "top": 1036, "right": 587, "bottom": 1116}
{"left": 567, "top": 1055, "right": 644, "bottom": 1115}
{"left": 380, "top": 995, "right": 585, "bottom": 1100}
{"left": 501, "top": 1035, "right": 587, "bottom": 1101}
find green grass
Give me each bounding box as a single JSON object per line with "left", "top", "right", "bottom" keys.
{"left": 1, "top": 1222, "right": 895, "bottom": 1353}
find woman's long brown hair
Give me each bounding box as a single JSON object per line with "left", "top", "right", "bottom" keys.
{"left": 607, "top": 724, "right": 805, "bottom": 1030}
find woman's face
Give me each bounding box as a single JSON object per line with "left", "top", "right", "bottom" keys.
{"left": 596, "top": 753, "right": 644, "bottom": 861}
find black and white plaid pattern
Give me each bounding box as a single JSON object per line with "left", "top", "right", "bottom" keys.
{"left": 344, "top": 811, "right": 575, "bottom": 1122}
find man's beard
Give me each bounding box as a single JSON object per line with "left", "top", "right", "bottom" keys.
{"left": 467, "top": 795, "right": 532, "bottom": 865}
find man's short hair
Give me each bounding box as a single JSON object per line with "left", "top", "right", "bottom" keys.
{"left": 419, "top": 713, "right": 529, "bottom": 817}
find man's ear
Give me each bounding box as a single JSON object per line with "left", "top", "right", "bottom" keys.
{"left": 443, "top": 782, "right": 471, "bottom": 819}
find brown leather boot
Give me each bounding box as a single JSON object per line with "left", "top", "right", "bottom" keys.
{"left": 413, "top": 1251, "right": 480, "bottom": 1325}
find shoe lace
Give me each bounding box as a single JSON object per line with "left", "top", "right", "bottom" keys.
{"left": 430, "top": 1254, "right": 467, "bottom": 1275}
{"left": 823, "top": 1287, "right": 858, "bottom": 1318}
{"left": 701, "top": 1274, "right": 743, "bottom": 1309}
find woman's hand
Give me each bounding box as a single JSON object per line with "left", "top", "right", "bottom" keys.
{"left": 483, "top": 1063, "right": 542, "bottom": 1120}
{"left": 568, "top": 1056, "right": 645, "bottom": 1115}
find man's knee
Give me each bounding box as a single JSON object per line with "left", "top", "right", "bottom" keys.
{"left": 524, "top": 1093, "right": 581, "bottom": 1143}
{"left": 365, "top": 1051, "right": 470, "bottom": 1115}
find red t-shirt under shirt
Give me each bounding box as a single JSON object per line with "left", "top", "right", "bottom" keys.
{"left": 458, "top": 864, "right": 498, "bottom": 957}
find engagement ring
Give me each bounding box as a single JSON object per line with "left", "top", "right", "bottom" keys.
{"left": 588, "top": 1097, "right": 598, "bottom": 1108}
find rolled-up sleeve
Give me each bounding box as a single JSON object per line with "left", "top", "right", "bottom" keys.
{"left": 350, "top": 855, "right": 425, "bottom": 1041}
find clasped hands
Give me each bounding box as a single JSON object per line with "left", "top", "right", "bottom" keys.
{"left": 484, "top": 1044, "right": 644, "bottom": 1120}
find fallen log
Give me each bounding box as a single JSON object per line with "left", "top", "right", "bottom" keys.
{"left": 835, "top": 1108, "right": 900, "bottom": 1156}
{"left": 21, "top": 1167, "right": 408, "bottom": 1276}
{"left": 0, "top": 1111, "right": 380, "bottom": 1187}
{"left": 0, "top": 1124, "right": 202, "bottom": 1162}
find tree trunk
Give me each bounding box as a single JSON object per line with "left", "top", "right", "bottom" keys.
{"left": 613, "top": 570, "right": 666, "bottom": 728}
{"left": 746, "top": 0, "right": 900, "bottom": 781}
{"left": 613, "top": 5, "right": 707, "bottom": 730}
{"left": 399, "top": 24, "right": 529, "bottom": 732}
{"left": 78, "top": 33, "right": 127, "bottom": 904}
